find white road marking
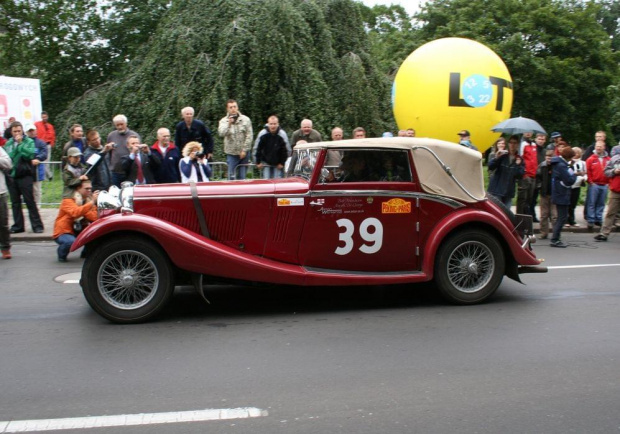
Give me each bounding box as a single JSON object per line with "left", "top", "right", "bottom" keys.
{"left": 547, "top": 264, "right": 620, "bottom": 270}
{"left": 0, "top": 407, "right": 267, "bottom": 433}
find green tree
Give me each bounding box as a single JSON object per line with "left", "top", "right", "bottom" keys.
{"left": 55, "top": 0, "right": 392, "bottom": 154}
{"left": 415, "top": 0, "right": 618, "bottom": 144}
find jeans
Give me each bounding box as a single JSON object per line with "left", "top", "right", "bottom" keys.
{"left": 262, "top": 166, "right": 283, "bottom": 179}
{"left": 55, "top": 233, "right": 76, "bottom": 260}
{"left": 586, "top": 183, "right": 608, "bottom": 224}
{"left": 551, "top": 204, "right": 569, "bottom": 242}
{"left": 226, "top": 154, "right": 248, "bottom": 180}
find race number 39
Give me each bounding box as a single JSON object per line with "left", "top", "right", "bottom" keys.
{"left": 335, "top": 218, "right": 383, "bottom": 256}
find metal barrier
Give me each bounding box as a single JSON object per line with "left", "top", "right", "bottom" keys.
{"left": 209, "top": 162, "right": 228, "bottom": 180}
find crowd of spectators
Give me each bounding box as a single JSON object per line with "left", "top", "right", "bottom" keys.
{"left": 2, "top": 103, "right": 620, "bottom": 258}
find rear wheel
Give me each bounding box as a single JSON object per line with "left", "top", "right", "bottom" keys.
{"left": 81, "top": 237, "right": 174, "bottom": 323}
{"left": 434, "top": 230, "right": 504, "bottom": 304}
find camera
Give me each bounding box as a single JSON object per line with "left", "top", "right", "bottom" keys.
{"left": 229, "top": 114, "right": 239, "bottom": 122}
{"left": 111, "top": 143, "right": 118, "bottom": 149}
{"left": 196, "top": 152, "right": 206, "bottom": 159}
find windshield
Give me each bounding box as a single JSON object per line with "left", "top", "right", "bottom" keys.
{"left": 286, "top": 148, "right": 321, "bottom": 179}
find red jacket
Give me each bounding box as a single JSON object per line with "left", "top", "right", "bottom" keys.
{"left": 586, "top": 153, "right": 611, "bottom": 185}
{"left": 520, "top": 142, "right": 538, "bottom": 178}
{"left": 35, "top": 120, "right": 56, "bottom": 147}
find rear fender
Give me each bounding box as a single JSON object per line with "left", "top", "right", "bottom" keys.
{"left": 421, "top": 209, "right": 540, "bottom": 279}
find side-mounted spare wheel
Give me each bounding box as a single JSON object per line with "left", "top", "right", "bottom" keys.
{"left": 434, "top": 229, "right": 505, "bottom": 304}
{"left": 81, "top": 236, "right": 175, "bottom": 323}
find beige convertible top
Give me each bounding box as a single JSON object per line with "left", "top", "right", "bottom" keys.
{"left": 295, "top": 137, "right": 485, "bottom": 203}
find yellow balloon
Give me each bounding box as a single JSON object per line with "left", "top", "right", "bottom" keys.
{"left": 393, "top": 37, "right": 513, "bottom": 153}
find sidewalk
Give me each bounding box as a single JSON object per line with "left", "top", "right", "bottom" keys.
{"left": 9, "top": 205, "right": 597, "bottom": 242}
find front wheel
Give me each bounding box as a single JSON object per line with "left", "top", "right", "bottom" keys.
{"left": 434, "top": 230, "right": 505, "bottom": 304}
{"left": 81, "top": 236, "right": 175, "bottom": 323}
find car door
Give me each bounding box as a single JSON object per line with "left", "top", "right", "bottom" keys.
{"left": 298, "top": 148, "right": 420, "bottom": 272}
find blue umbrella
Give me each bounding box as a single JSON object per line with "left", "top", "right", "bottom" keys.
{"left": 491, "top": 116, "right": 546, "bottom": 135}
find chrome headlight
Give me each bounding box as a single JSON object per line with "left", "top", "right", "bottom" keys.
{"left": 120, "top": 182, "right": 134, "bottom": 213}
{"left": 97, "top": 190, "right": 122, "bottom": 212}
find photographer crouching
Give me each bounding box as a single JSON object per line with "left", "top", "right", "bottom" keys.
{"left": 52, "top": 179, "right": 99, "bottom": 262}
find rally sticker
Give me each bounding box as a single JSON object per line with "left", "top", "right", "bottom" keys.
{"left": 277, "top": 198, "right": 304, "bottom": 207}
{"left": 381, "top": 198, "right": 411, "bottom": 214}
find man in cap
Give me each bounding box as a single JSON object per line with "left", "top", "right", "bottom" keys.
{"left": 457, "top": 130, "right": 478, "bottom": 151}
{"left": 547, "top": 132, "right": 562, "bottom": 156}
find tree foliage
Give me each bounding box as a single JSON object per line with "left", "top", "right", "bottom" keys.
{"left": 414, "top": 0, "right": 619, "bottom": 144}
{"left": 54, "top": 0, "right": 392, "bottom": 158}
{"left": 3, "top": 0, "right": 620, "bottom": 151}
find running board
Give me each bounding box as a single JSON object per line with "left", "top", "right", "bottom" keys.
{"left": 303, "top": 266, "right": 423, "bottom": 277}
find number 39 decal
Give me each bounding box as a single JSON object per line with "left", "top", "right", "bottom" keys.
{"left": 335, "top": 218, "right": 383, "bottom": 256}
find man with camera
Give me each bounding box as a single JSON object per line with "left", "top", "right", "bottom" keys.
{"left": 218, "top": 99, "right": 253, "bottom": 180}
{"left": 53, "top": 179, "right": 99, "bottom": 262}
{"left": 120, "top": 135, "right": 160, "bottom": 185}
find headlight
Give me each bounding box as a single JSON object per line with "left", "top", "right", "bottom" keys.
{"left": 120, "top": 182, "right": 134, "bottom": 213}
{"left": 96, "top": 183, "right": 133, "bottom": 214}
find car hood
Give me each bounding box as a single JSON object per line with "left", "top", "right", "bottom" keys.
{"left": 132, "top": 177, "right": 310, "bottom": 200}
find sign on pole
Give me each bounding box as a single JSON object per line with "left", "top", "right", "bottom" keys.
{"left": 0, "top": 75, "right": 43, "bottom": 132}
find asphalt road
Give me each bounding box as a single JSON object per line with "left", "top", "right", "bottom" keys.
{"left": 1, "top": 234, "right": 620, "bottom": 433}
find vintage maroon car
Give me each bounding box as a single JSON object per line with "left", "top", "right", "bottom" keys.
{"left": 73, "top": 137, "right": 546, "bottom": 323}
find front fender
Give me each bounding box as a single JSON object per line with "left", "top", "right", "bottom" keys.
{"left": 421, "top": 209, "right": 540, "bottom": 279}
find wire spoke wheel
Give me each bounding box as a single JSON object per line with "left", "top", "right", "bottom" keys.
{"left": 98, "top": 250, "right": 159, "bottom": 310}
{"left": 446, "top": 241, "right": 494, "bottom": 293}
{"left": 435, "top": 230, "right": 504, "bottom": 304}
{"left": 81, "top": 237, "right": 174, "bottom": 323}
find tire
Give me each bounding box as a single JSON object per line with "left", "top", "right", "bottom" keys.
{"left": 81, "top": 236, "right": 174, "bottom": 323}
{"left": 434, "top": 229, "right": 505, "bottom": 304}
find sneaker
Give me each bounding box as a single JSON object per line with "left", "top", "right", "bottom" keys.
{"left": 550, "top": 240, "right": 568, "bottom": 248}
{"left": 538, "top": 234, "right": 548, "bottom": 239}
{"left": 595, "top": 221, "right": 603, "bottom": 226}
{"left": 587, "top": 224, "right": 594, "bottom": 232}
{"left": 1, "top": 250, "right": 11, "bottom": 259}
{"left": 572, "top": 223, "right": 580, "bottom": 227}
{"left": 532, "top": 218, "right": 540, "bottom": 223}
{"left": 58, "top": 257, "right": 68, "bottom": 263}
{"left": 594, "top": 234, "right": 608, "bottom": 241}
{"left": 33, "top": 228, "right": 44, "bottom": 234}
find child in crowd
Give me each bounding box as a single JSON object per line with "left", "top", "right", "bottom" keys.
{"left": 62, "top": 147, "right": 88, "bottom": 199}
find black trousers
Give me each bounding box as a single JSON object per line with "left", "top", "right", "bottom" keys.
{"left": 8, "top": 175, "right": 44, "bottom": 232}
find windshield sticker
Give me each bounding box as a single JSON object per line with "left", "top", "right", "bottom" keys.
{"left": 382, "top": 198, "right": 412, "bottom": 214}
{"left": 277, "top": 198, "right": 304, "bottom": 207}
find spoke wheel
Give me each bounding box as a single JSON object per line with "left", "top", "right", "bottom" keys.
{"left": 435, "top": 230, "right": 504, "bottom": 304}
{"left": 81, "top": 237, "right": 174, "bottom": 323}
{"left": 98, "top": 250, "right": 159, "bottom": 310}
